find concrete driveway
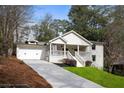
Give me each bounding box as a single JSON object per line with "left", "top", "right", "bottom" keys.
{"left": 23, "top": 59, "right": 103, "bottom": 88}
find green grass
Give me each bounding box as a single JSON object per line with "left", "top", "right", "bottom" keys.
{"left": 65, "top": 67, "right": 124, "bottom": 88}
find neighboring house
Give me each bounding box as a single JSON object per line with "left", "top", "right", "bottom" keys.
{"left": 17, "top": 30, "right": 104, "bottom": 68}
{"left": 25, "top": 40, "right": 39, "bottom": 45}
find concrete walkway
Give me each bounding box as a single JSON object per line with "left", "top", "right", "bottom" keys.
{"left": 23, "top": 59, "right": 103, "bottom": 88}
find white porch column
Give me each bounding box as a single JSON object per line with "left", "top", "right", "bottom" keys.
{"left": 50, "top": 43, "right": 52, "bottom": 56}
{"left": 49, "top": 43, "right": 52, "bottom": 62}
{"left": 64, "top": 44, "right": 66, "bottom": 57}
{"left": 77, "top": 45, "right": 79, "bottom": 54}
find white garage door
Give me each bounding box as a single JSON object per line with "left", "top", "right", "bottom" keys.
{"left": 17, "top": 49, "right": 43, "bottom": 59}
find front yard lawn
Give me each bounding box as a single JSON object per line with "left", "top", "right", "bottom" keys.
{"left": 65, "top": 67, "right": 124, "bottom": 88}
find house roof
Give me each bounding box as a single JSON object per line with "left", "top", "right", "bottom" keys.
{"left": 90, "top": 41, "right": 104, "bottom": 45}
{"left": 49, "top": 30, "right": 92, "bottom": 45}
{"left": 112, "top": 62, "right": 124, "bottom": 65}
{"left": 17, "top": 44, "right": 43, "bottom": 49}
{"left": 26, "top": 40, "right": 39, "bottom": 42}
{"left": 38, "top": 42, "right": 46, "bottom": 45}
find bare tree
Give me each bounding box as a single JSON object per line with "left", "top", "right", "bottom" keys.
{"left": 37, "top": 14, "right": 55, "bottom": 42}
{"left": 0, "top": 5, "right": 32, "bottom": 57}
{"left": 19, "top": 25, "right": 32, "bottom": 42}
{"left": 104, "top": 6, "right": 124, "bottom": 68}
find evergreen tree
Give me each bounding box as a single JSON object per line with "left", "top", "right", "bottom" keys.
{"left": 68, "top": 5, "right": 109, "bottom": 41}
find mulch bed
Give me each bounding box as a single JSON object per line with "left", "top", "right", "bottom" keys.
{"left": 0, "top": 57, "right": 52, "bottom": 88}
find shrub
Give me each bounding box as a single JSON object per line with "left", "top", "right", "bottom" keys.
{"left": 85, "top": 60, "right": 92, "bottom": 67}
{"left": 63, "top": 58, "right": 76, "bottom": 66}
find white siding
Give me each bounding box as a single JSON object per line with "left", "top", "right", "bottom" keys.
{"left": 49, "top": 56, "right": 64, "bottom": 63}
{"left": 51, "top": 38, "right": 65, "bottom": 44}
{"left": 62, "top": 33, "right": 90, "bottom": 46}
{"left": 17, "top": 48, "right": 43, "bottom": 60}
{"left": 76, "top": 59, "right": 84, "bottom": 67}
{"left": 91, "top": 45, "right": 104, "bottom": 68}
{"left": 86, "top": 46, "right": 92, "bottom": 52}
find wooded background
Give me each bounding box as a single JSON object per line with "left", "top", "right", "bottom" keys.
{"left": 0, "top": 5, "right": 124, "bottom": 69}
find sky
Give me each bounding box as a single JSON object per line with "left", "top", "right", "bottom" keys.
{"left": 32, "top": 5, "right": 71, "bottom": 23}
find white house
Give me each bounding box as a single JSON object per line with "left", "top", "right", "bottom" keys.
{"left": 17, "top": 30, "right": 104, "bottom": 68}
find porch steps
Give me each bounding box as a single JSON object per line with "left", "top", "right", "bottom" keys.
{"left": 75, "top": 52, "right": 85, "bottom": 66}
{"left": 67, "top": 51, "right": 85, "bottom": 67}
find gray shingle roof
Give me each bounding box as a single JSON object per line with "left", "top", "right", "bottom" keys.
{"left": 17, "top": 44, "right": 43, "bottom": 49}
{"left": 90, "top": 41, "right": 104, "bottom": 45}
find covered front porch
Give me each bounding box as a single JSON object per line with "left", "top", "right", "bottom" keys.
{"left": 50, "top": 43, "right": 88, "bottom": 56}
{"left": 49, "top": 43, "right": 91, "bottom": 65}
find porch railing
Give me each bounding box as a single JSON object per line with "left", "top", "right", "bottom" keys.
{"left": 51, "top": 50, "right": 64, "bottom": 56}
{"left": 79, "top": 52, "right": 91, "bottom": 61}
{"left": 75, "top": 52, "right": 85, "bottom": 66}
{"left": 67, "top": 51, "right": 75, "bottom": 60}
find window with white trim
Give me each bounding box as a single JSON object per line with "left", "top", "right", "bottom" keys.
{"left": 92, "top": 55, "right": 96, "bottom": 61}
{"left": 92, "top": 44, "right": 96, "bottom": 50}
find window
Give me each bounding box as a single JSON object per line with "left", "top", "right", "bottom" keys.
{"left": 74, "top": 49, "right": 77, "bottom": 51}
{"left": 30, "top": 41, "right": 35, "bottom": 43}
{"left": 66, "top": 48, "right": 68, "bottom": 51}
{"left": 92, "top": 44, "right": 96, "bottom": 50}
{"left": 92, "top": 55, "right": 96, "bottom": 61}
{"left": 25, "top": 41, "right": 28, "bottom": 44}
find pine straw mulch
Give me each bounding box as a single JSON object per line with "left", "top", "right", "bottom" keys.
{"left": 0, "top": 57, "right": 52, "bottom": 88}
